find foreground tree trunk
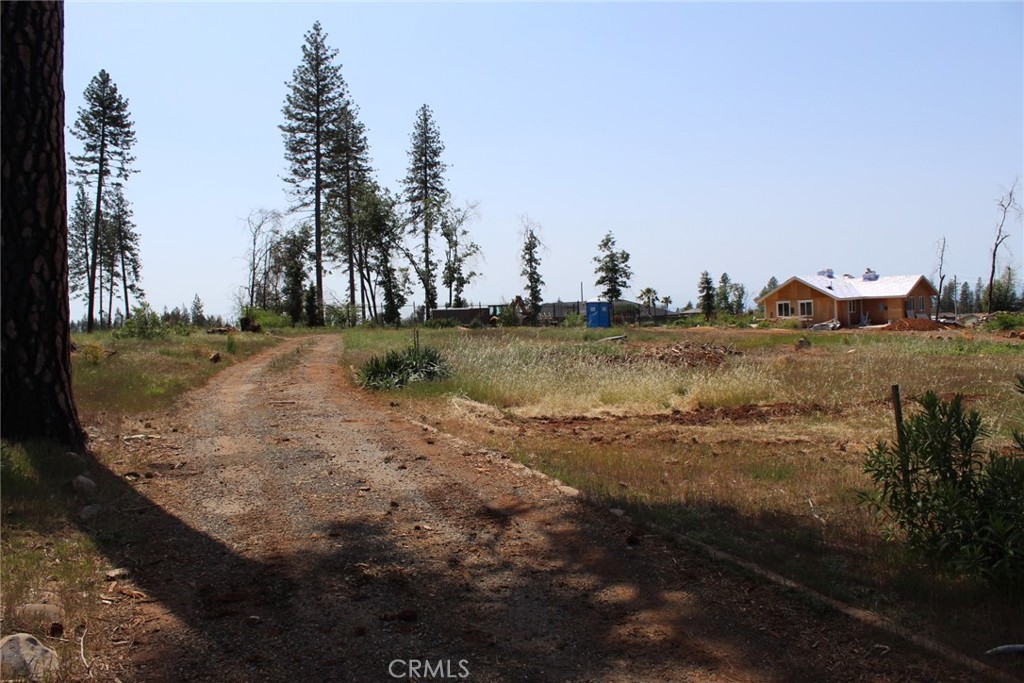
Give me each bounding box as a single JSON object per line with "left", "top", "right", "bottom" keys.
{"left": 1, "top": 0, "right": 87, "bottom": 450}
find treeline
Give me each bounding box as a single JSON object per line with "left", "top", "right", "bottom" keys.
{"left": 69, "top": 295, "right": 225, "bottom": 334}
{"left": 937, "top": 267, "right": 1021, "bottom": 314}
{"left": 246, "top": 22, "right": 481, "bottom": 328}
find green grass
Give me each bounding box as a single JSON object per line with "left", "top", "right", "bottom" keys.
{"left": 72, "top": 330, "right": 278, "bottom": 416}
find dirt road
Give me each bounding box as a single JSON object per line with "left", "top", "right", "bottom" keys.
{"left": 114, "top": 335, "right": 987, "bottom": 682}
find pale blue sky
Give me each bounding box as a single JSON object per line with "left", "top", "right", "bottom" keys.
{"left": 64, "top": 1, "right": 1023, "bottom": 320}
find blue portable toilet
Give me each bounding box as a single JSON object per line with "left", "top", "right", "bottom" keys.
{"left": 586, "top": 301, "right": 611, "bottom": 328}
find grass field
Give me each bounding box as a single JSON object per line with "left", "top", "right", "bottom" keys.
{"left": 340, "top": 324, "right": 1024, "bottom": 660}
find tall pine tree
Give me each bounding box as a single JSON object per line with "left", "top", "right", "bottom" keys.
{"left": 281, "top": 21, "right": 348, "bottom": 326}
{"left": 68, "top": 182, "right": 93, "bottom": 306}
{"left": 698, "top": 271, "right": 716, "bottom": 319}
{"left": 70, "top": 69, "right": 137, "bottom": 332}
{"left": 104, "top": 183, "right": 143, "bottom": 322}
{"left": 520, "top": 217, "right": 544, "bottom": 321}
{"left": 403, "top": 104, "right": 448, "bottom": 318}
{"left": 593, "top": 231, "right": 632, "bottom": 302}
{"left": 327, "top": 105, "right": 371, "bottom": 324}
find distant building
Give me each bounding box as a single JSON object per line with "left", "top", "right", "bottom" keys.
{"left": 756, "top": 269, "right": 939, "bottom": 327}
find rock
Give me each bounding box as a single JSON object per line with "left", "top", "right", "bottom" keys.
{"left": 65, "top": 452, "right": 86, "bottom": 470}
{"left": 0, "top": 633, "right": 60, "bottom": 682}
{"left": 795, "top": 337, "right": 811, "bottom": 350}
{"left": 209, "top": 352, "right": 221, "bottom": 363}
{"left": 14, "top": 603, "right": 65, "bottom": 625}
{"left": 72, "top": 474, "right": 97, "bottom": 498}
{"left": 78, "top": 503, "right": 102, "bottom": 521}
{"left": 609, "top": 508, "right": 626, "bottom": 517}
{"left": 556, "top": 485, "right": 581, "bottom": 498}
{"left": 105, "top": 567, "right": 130, "bottom": 581}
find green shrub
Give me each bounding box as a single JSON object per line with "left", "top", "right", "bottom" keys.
{"left": 113, "top": 303, "right": 165, "bottom": 339}
{"left": 243, "top": 308, "right": 291, "bottom": 330}
{"left": 358, "top": 344, "right": 451, "bottom": 389}
{"left": 562, "top": 312, "right": 585, "bottom": 328}
{"left": 861, "top": 385, "right": 1024, "bottom": 592}
{"left": 986, "top": 312, "right": 1024, "bottom": 331}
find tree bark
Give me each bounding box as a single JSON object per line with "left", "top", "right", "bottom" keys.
{"left": 1, "top": 0, "right": 87, "bottom": 450}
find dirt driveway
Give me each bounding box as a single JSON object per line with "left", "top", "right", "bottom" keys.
{"left": 111, "top": 335, "right": 991, "bottom": 682}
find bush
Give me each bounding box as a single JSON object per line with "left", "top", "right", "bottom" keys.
{"left": 562, "top": 312, "right": 585, "bottom": 328}
{"left": 862, "top": 384, "right": 1024, "bottom": 592}
{"left": 113, "top": 303, "right": 165, "bottom": 339}
{"left": 423, "top": 316, "right": 456, "bottom": 329}
{"left": 358, "top": 343, "right": 451, "bottom": 389}
{"left": 243, "top": 308, "right": 291, "bottom": 330}
{"left": 985, "top": 312, "right": 1024, "bottom": 331}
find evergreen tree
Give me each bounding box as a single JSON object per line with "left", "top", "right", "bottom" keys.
{"left": 352, "top": 184, "right": 408, "bottom": 325}
{"left": 520, "top": 217, "right": 544, "bottom": 321}
{"left": 440, "top": 201, "right": 480, "bottom": 308}
{"left": 593, "top": 231, "right": 632, "bottom": 302}
{"left": 281, "top": 21, "right": 349, "bottom": 326}
{"left": 303, "top": 284, "right": 319, "bottom": 326}
{"left": 715, "top": 273, "right": 732, "bottom": 314}
{"left": 757, "top": 276, "right": 779, "bottom": 315}
{"left": 1, "top": 0, "right": 87, "bottom": 448}
{"left": 974, "top": 278, "right": 984, "bottom": 311}
{"left": 104, "top": 183, "right": 142, "bottom": 320}
{"left": 939, "top": 280, "right": 957, "bottom": 313}
{"left": 327, "top": 105, "right": 371, "bottom": 324}
{"left": 985, "top": 266, "right": 1020, "bottom": 311}
{"left": 68, "top": 182, "right": 93, "bottom": 304}
{"left": 959, "top": 281, "right": 974, "bottom": 314}
{"left": 759, "top": 276, "right": 779, "bottom": 298}
{"left": 277, "top": 226, "right": 312, "bottom": 325}
{"left": 730, "top": 282, "right": 747, "bottom": 315}
{"left": 403, "top": 104, "right": 448, "bottom": 318}
{"left": 698, "top": 271, "right": 716, "bottom": 319}
{"left": 70, "top": 69, "right": 137, "bottom": 332}
{"left": 190, "top": 294, "right": 206, "bottom": 327}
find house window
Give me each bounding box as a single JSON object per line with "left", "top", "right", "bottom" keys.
{"left": 798, "top": 300, "right": 813, "bottom": 317}
{"left": 848, "top": 301, "right": 857, "bottom": 313}
{"left": 906, "top": 297, "right": 915, "bottom": 312}
{"left": 918, "top": 295, "right": 925, "bottom": 312}
{"left": 777, "top": 301, "right": 792, "bottom": 317}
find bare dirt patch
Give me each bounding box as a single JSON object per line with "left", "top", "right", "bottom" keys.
{"left": 86, "top": 336, "right": 1009, "bottom": 682}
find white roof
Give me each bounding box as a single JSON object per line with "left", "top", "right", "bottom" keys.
{"left": 757, "top": 274, "right": 935, "bottom": 302}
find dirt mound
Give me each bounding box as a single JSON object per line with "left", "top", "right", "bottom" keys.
{"left": 883, "top": 317, "right": 944, "bottom": 332}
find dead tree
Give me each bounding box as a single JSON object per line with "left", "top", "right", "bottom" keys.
{"left": 987, "top": 180, "right": 1020, "bottom": 313}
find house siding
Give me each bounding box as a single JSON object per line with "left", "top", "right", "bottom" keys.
{"left": 762, "top": 281, "right": 837, "bottom": 325}
{"left": 762, "top": 278, "right": 935, "bottom": 327}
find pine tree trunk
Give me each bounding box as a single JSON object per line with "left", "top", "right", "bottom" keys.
{"left": 86, "top": 128, "right": 106, "bottom": 332}
{"left": 1, "top": 0, "right": 87, "bottom": 450}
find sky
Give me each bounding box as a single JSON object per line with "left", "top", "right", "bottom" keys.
{"left": 64, "top": 1, "right": 1024, "bottom": 321}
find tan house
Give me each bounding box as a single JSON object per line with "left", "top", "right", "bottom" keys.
{"left": 756, "top": 269, "right": 938, "bottom": 327}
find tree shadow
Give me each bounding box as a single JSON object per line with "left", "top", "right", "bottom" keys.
{"left": 5, "top": 441, "right": 1012, "bottom": 682}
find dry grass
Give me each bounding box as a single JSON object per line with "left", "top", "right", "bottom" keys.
{"left": 340, "top": 325, "right": 1024, "bottom": 659}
